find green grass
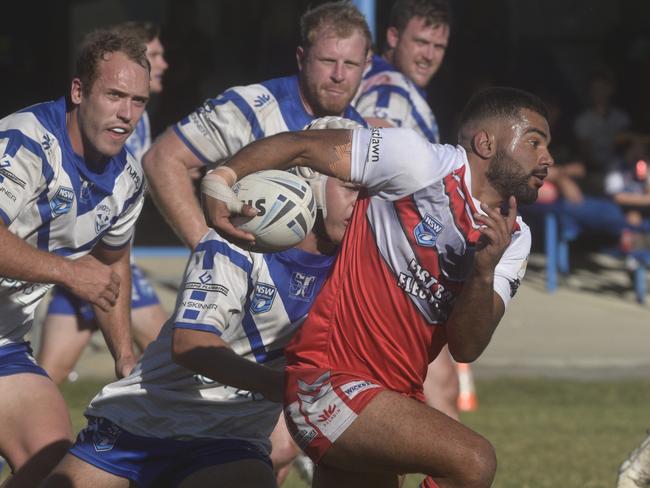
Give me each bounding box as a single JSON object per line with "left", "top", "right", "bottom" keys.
{"left": 4, "top": 378, "right": 649, "bottom": 487}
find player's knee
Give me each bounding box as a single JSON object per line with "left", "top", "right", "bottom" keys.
{"left": 456, "top": 437, "right": 497, "bottom": 488}
{"left": 270, "top": 436, "right": 299, "bottom": 468}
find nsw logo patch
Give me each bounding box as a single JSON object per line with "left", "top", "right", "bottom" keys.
{"left": 50, "top": 186, "right": 74, "bottom": 216}
{"left": 250, "top": 282, "right": 276, "bottom": 314}
{"left": 414, "top": 213, "right": 444, "bottom": 247}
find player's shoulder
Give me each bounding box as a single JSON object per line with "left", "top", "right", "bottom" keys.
{"left": 117, "top": 150, "right": 146, "bottom": 194}
{"left": 0, "top": 99, "right": 63, "bottom": 145}
{"left": 193, "top": 229, "right": 259, "bottom": 270}
{"left": 217, "top": 76, "right": 293, "bottom": 115}
{"left": 362, "top": 56, "right": 413, "bottom": 93}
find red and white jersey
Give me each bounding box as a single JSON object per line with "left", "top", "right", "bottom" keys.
{"left": 285, "top": 128, "right": 530, "bottom": 397}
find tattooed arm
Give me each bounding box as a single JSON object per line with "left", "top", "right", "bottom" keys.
{"left": 201, "top": 129, "right": 353, "bottom": 242}
{"left": 219, "top": 129, "right": 352, "bottom": 183}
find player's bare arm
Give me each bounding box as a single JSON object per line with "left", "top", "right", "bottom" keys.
{"left": 143, "top": 127, "right": 209, "bottom": 249}
{"left": 202, "top": 129, "right": 353, "bottom": 242}
{"left": 445, "top": 197, "right": 517, "bottom": 362}
{"left": 0, "top": 223, "right": 119, "bottom": 309}
{"left": 172, "top": 327, "right": 283, "bottom": 402}
{"left": 91, "top": 244, "right": 137, "bottom": 378}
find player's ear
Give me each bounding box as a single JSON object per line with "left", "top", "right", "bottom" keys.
{"left": 70, "top": 78, "right": 83, "bottom": 105}
{"left": 296, "top": 46, "right": 306, "bottom": 72}
{"left": 386, "top": 27, "right": 400, "bottom": 50}
{"left": 471, "top": 129, "right": 495, "bottom": 160}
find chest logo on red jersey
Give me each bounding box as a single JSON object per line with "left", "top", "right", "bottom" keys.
{"left": 414, "top": 213, "right": 444, "bottom": 247}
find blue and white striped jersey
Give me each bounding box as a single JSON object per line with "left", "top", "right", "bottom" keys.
{"left": 86, "top": 229, "right": 334, "bottom": 453}
{"left": 354, "top": 55, "right": 440, "bottom": 143}
{"left": 174, "top": 74, "right": 367, "bottom": 164}
{"left": 124, "top": 111, "right": 151, "bottom": 163}
{"left": 0, "top": 97, "right": 145, "bottom": 345}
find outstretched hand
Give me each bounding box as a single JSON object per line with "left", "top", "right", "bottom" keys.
{"left": 201, "top": 169, "right": 258, "bottom": 245}
{"left": 473, "top": 196, "right": 517, "bottom": 274}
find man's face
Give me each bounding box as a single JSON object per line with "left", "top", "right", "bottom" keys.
{"left": 72, "top": 51, "right": 150, "bottom": 160}
{"left": 297, "top": 28, "right": 369, "bottom": 116}
{"left": 146, "top": 37, "right": 168, "bottom": 94}
{"left": 322, "top": 178, "right": 360, "bottom": 244}
{"left": 486, "top": 109, "right": 554, "bottom": 204}
{"left": 388, "top": 16, "right": 449, "bottom": 88}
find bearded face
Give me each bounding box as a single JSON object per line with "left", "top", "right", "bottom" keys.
{"left": 486, "top": 149, "right": 540, "bottom": 204}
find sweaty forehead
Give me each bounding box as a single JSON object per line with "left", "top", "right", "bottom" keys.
{"left": 518, "top": 109, "right": 550, "bottom": 137}
{"left": 95, "top": 52, "right": 149, "bottom": 94}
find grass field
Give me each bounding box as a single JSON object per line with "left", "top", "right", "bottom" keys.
{"left": 0, "top": 377, "right": 626, "bottom": 487}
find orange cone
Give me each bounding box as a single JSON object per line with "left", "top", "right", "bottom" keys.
{"left": 457, "top": 362, "right": 478, "bottom": 412}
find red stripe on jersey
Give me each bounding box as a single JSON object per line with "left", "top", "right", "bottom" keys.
{"left": 394, "top": 195, "right": 441, "bottom": 279}
{"left": 443, "top": 167, "right": 482, "bottom": 245}
{"left": 444, "top": 165, "right": 522, "bottom": 235}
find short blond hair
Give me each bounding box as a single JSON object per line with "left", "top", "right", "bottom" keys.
{"left": 300, "top": 1, "right": 372, "bottom": 53}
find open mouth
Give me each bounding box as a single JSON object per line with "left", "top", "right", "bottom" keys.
{"left": 532, "top": 169, "right": 548, "bottom": 180}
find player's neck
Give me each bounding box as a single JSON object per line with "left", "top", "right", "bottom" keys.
{"left": 467, "top": 157, "right": 504, "bottom": 208}
{"left": 294, "top": 232, "right": 337, "bottom": 256}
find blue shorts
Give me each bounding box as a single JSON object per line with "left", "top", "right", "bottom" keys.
{"left": 70, "top": 417, "right": 272, "bottom": 487}
{"left": 0, "top": 342, "right": 49, "bottom": 378}
{"left": 47, "top": 264, "right": 161, "bottom": 323}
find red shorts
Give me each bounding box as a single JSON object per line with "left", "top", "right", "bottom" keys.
{"left": 283, "top": 366, "right": 385, "bottom": 462}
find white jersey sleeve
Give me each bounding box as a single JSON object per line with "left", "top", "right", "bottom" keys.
{"left": 100, "top": 192, "right": 144, "bottom": 248}
{"left": 0, "top": 118, "right": 48, "bottom": 224}
{"left": 100, "top": 154, "right": 146, "bottom": 249}
{"left": 350, "top": 127, "right": 459, "bottom": 201}
{"left": 174, "top": 84, "right": 285, "bottom": 165}
{"left": 493, "top": 217, "right": 531, "bottom": 307}
{"left": 172, "top": 232, "right": 253, "bottom": 335}
{"left": 355, "top": 88, "right": 413, "bottom": 128}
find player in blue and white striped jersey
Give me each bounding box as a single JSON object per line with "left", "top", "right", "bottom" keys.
{"left": 39, "top": 22, "right": 170, "bottom": 386}
{"left": 43, "top": 174, "right": 359, "bottom": 488}
{"left": 143, "top": 1, "right": 371, "bottom": 252}
{"left": 354, "top": 0, "right": 450, "bottom": 143}
{"left": 0, "top": 30, "right": 150, "bottom": 486}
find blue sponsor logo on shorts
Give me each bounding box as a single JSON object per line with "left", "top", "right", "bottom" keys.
{"left": 90, "top": 418, "right": 122, "bottom": 452}
{"left": 414, "top": 213, "right": 444, "bottom": 247}
{"left": 250, "top": 283, "right": 276, "bottom": 314}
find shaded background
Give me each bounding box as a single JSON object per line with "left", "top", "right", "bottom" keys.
{"left": 2, "top": 0, "right": 650, "bottom": 245}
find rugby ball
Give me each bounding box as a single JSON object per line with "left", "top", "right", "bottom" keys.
{"left": 231, "top": 170, "right": 316, "bottom": 252}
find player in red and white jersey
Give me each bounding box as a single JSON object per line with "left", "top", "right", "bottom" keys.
{"left": 202, "top": 86, "right": 554, "bottom": 487}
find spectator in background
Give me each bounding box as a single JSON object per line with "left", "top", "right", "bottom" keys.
{"left": 38, "top": 21, "right": 169, "bottom": 386}
{"left": 574, "top": 71, "right": 631, "bottom": 196}
{"left": 604, "top": 133, "right": 650, "bottom": 252}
